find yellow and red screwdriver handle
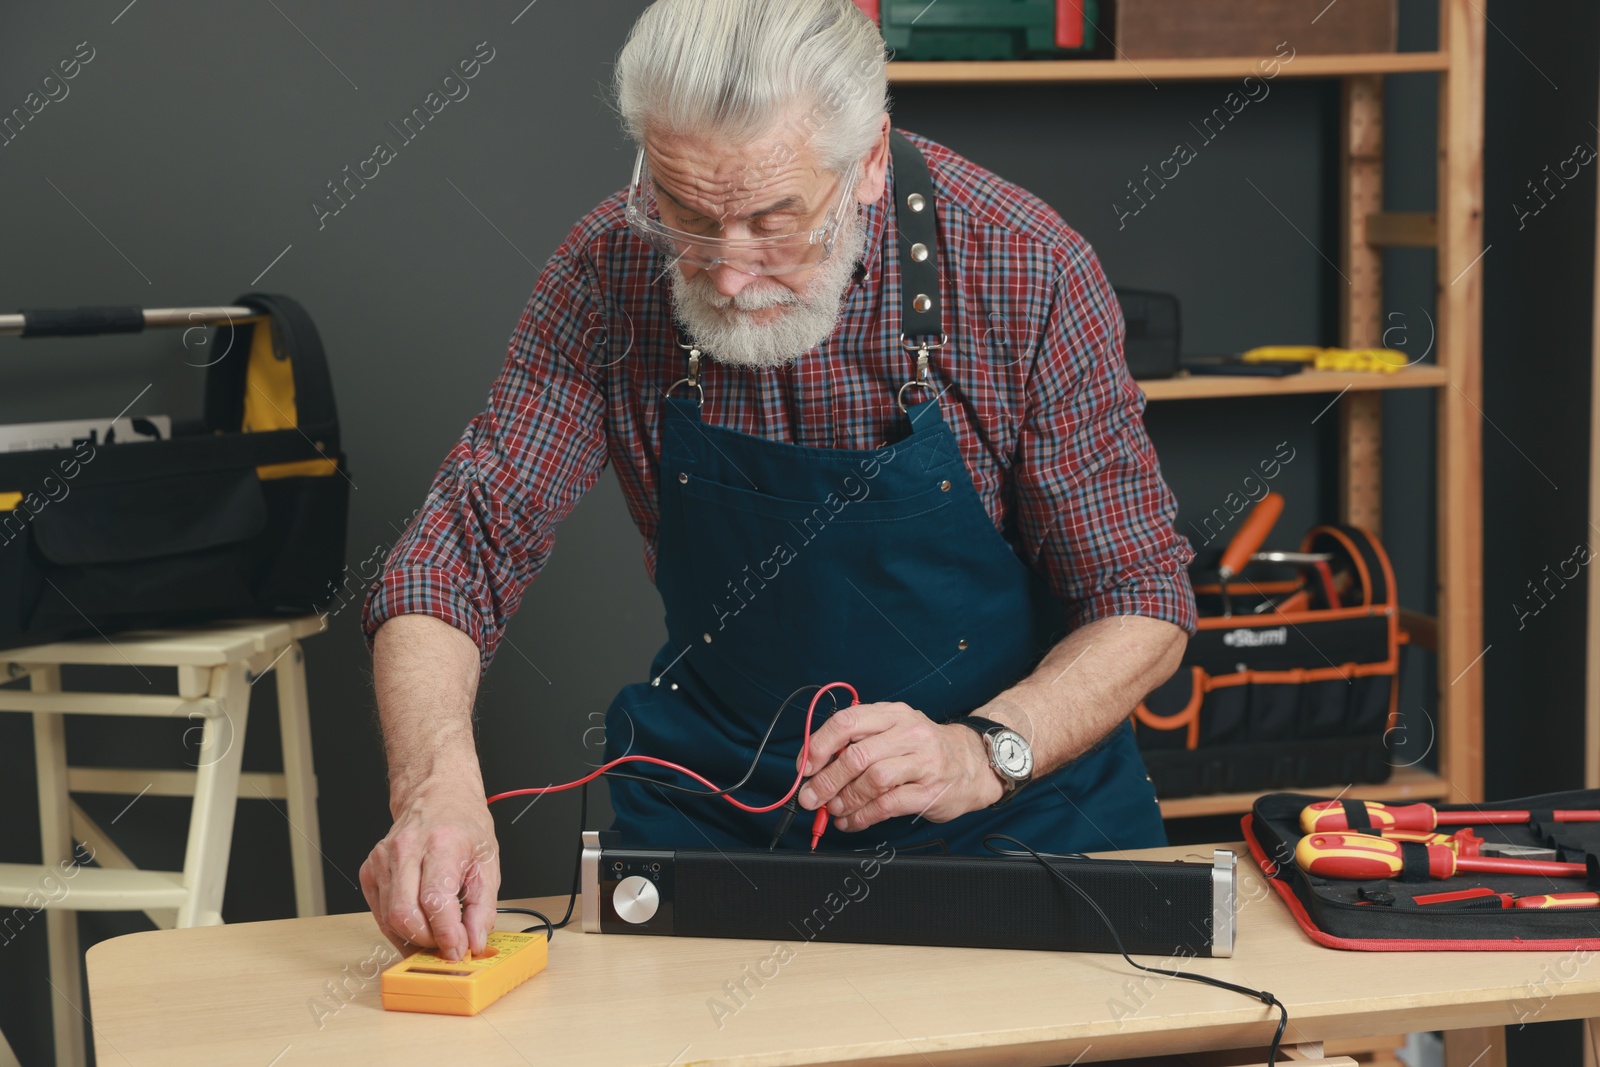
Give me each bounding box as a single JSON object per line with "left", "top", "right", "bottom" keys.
{"left": 1379, "top": 828, "right": 1481, "bottom": 853}
{"left": 1300, "top": 799, "right": 1600, "bottom": 834}
{"left": 1515, "top": 893, "right": 1600, "bottom": 909}
{"left": 1295, "top": 832, "right": 1589, "bottom": 881}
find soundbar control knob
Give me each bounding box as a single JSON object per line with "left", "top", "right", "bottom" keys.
{"left": 613, "top": 875, "right": 659, "bottom": 924}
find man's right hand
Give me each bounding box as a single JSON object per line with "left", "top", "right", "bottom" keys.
{"left": 363, "top": 614, "right": 497, "bottom": 960}
{"left": 359, "top": 782, "right": 501, "bottom": 961}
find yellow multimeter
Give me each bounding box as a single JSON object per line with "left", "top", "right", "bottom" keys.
{"left": 380, "top": 930, "right": 549, "bottom": 1016}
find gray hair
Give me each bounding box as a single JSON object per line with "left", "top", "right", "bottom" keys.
{"left": 613, "top": 0, "right": 889, "bottom": 177}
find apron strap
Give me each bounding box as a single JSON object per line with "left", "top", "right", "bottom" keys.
{"left": 890, "top": 129, "right": 943, "bottom": 343}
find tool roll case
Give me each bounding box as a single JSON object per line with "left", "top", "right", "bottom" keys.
{"left": 1243, "top": 790, "right": 1600, "bottom": 950}
{"left": 0, "top": 294, "right": 349, "bottom": 651}
{"left": 1132, "top": 499, "right": 1403, "bottom": 797}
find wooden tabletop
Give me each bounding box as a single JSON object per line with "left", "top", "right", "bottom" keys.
{"left": 85, "top": 840, "right": 1600, "bottom": 1067}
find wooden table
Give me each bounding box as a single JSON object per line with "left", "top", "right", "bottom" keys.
{"left": 84, "top": 841, "right": 1600, "bottom": 1067}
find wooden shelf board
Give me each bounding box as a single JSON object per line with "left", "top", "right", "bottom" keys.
{"left": 1160, "top": 766, "right": 1452, "bottom": 820}
{"left": 1140, "top": 364, "right": 1449, "bottom": 401}
{"left": 886, "top": 52, "right": 1448, "bottom": 86}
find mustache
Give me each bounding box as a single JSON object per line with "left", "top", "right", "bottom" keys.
{"left": 685, "top": 274, "right": 801, "bottom": 312}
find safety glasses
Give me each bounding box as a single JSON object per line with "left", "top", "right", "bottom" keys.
{"left": 624, "top": 148, "right": 860, "bottom": 277}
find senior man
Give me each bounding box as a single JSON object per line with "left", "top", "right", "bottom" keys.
{"left": 360, "top": 0, "right": 1196, "bottom": 961}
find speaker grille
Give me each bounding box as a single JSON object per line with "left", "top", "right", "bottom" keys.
{"left": 670, "top": 849, "right": 1215, "bottom": 956}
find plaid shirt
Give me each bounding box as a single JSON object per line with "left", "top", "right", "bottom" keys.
{"left": 362, "top": 129, "right": 1197, "bottom": 672}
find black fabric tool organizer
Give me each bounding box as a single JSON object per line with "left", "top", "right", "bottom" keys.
{"left": 0, "top": 293, "right": 348, "bottom": 651}
{"left": 1243, "top": 789, "right": 1600, "bottom": 950}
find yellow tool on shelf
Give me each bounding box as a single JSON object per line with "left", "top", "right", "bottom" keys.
{"left": 1241, "top": 346, "right": 1411, "bottom": 373}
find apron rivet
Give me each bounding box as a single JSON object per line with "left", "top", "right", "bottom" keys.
{"left": 703, "top": 632, "right": 713, "bottom": 643}
{"left": 958, "top": 638, "right": 968, "bottom": 650}
{"left": 670, "top": 682, "right": 679, "bottom": 690}
{"left": 939, "top": 479, "right": 951, "bottom": 492}
{"left": 910, "top": 242, "right": 928, "bottom": 262}
{"left": 907, "top": 192, "right": 926, "bottom": 212}
{"left": 678, "top": 472, "right": 689, "bottom": 484}
{"left": 913, "top": 293, "right": 932, "bottom": 313}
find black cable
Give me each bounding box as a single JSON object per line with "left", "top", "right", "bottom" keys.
{"left": 494, "top": 906, "right": 555, "bottom": 941}
{"left": 549, "top": 780, "right": 587, "bottom": 931}
{"left": 983, "top": 834, "right": 1288, "bottom": 1066}
{"left": 603, "top": 683, "right": 839, "bottom": 800}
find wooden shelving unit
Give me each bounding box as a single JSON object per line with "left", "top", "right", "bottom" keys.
{"left": 886, "top": 50, "right": 1448, "bottom": 84}
{"left": 890, "top": 1, "right": 1486, "bottom": 821}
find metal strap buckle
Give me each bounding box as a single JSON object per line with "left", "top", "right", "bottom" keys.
{"left": 667, "top": 339, "right": 705, "bottom": 408}
{"left": 896, "top": 333, "right": 946, "bottom": 413}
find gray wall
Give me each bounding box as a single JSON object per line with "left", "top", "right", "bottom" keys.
{"left": 0, "top": 2, "right": 1594, "bottom": 1064}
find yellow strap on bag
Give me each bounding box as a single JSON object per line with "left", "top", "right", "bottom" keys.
{"left": 242, "top": 317, "right": 340, "bottom": 480}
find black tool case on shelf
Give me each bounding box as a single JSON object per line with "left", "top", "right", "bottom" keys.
{"left": 0, "top": 294, "right": 349, "bottom": 651}
{"left": 1132, "top": 521, "right": 1403, "bottom": 798}
{"left": 1243, "top": 789, "right": 1600, "bottom": 951}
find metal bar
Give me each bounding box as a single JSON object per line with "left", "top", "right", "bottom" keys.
{"left": 0, "top": 306, "right": 260, "bottom": 337}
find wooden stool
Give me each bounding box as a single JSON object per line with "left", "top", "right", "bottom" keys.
{"left": 0, "top": 616, "right": 327, "bottom": 1067}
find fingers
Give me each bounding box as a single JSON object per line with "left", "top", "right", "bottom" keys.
{"left": 380, "top": 834, "right": 433, "bottom": 952}
{"left": 417, "top": 846, "right": 472, "bottom": 961}
{"left": 799, "top": 702, "right": 897, "bottom": 776}
{"left": 800, "top": 703, "right": 920, "bottom": 808}
{"left": 360, "top": 853, "right": 413, "bottom": 957}
{"left": 459, "top": 847, "right": 502, "bottom": 958}
{"left": 828, "top": 755, "right": 922, "bottom": 824}
{"left": 845, "top": 780, "right": 961, "bottom": 831}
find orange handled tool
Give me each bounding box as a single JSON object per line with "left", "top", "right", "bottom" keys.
{"left": 1295, "top": 832, "right": 1589, "bottom": 881}
{"left": 1217, "top": 493, "right": 1284, "bottom": 616}
{"left": 1300, "top": 799, "right": 1600, "bottom": 834}
{"left": 1513, "top": 893, "right": 1600, "bottom": 909}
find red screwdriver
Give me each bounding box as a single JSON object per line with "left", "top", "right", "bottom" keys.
{"left": 1300, "top": 800, "right": 1600, "bottom": 834}
{"left": 1295, "top": 832, "right": 1590, "bottom": 881}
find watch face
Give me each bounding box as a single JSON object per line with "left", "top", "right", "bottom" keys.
{"left": 991, "top": 730, "right": 1033, "bottom": 780}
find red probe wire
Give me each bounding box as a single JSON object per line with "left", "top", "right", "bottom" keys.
{"left": 485, "top": 682, "right": 858, "bottom": 819}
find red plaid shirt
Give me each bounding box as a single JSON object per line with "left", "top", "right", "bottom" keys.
{"left": 362, "top": 129, "right": 1197, "bottom": 671}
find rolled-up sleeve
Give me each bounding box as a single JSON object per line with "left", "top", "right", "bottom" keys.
{"left": 361, "top": 238, "right": 611, "bottom": 672}
{"left": 1012, "top": 236, "right": 1197, "bottom": 636}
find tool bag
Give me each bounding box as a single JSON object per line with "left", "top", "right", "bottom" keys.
{"left": 0, "top": 294, "right": 349, "bottom": 651}
{"left": 1242, "top": 789, "right": 1600, "bottom": 951}
{"left": 1131, "top": 494, "right": 1404, "bottom": 797}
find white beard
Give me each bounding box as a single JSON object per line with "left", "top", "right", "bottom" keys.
{"left": 666, "top": 204, "right": 866, "bottom": 369}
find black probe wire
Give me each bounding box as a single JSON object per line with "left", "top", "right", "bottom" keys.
{"left": 503, "top": 685, "right": 833, "bottom": 935}
{"left": 497, "top": 781, "right": 588, "bottom": 936}
{"left": 601, "top": 683, "right": 836, "bottom": 800}
{"left": 983, "top": 834, "right": 1289, "bottom": 1066}
{"left": 494, "top": 907, "right": 555, "bottom": 940}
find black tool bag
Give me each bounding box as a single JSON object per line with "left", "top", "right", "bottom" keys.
{"left": 0, "top": 294, "right": 349, "bottom": 651}
{"left": 1132, "top": 500, "right": 1404, "bottom": 797}
{"left": 1243, "top": 789, "right": 1600, "bottom": 951}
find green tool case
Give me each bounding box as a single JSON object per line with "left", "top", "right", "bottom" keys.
{"left": 862, "top": 0, "right": 1099, "bottom": 61}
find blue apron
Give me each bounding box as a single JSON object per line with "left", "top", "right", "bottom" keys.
{"left": 603, "top": 131, "right": 1165, "bottom": 856}
{"left": 602, "top": 384, "right": 1166, "bottom": 855}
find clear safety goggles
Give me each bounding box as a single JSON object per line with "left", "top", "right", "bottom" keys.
{"left": 624, "top": 148, "right": 860, "bottom": 277}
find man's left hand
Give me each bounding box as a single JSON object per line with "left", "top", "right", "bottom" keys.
{"left": 796, "top": 702, "right": 1003, "bottom": 832}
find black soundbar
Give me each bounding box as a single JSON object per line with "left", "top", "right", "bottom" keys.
{"left": 581, "top": 832, "right": 1235, "bottom": 957}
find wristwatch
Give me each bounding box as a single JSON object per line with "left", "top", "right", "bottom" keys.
{"left": 954, "top": 715, "right": 1034, "bottom": 806}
